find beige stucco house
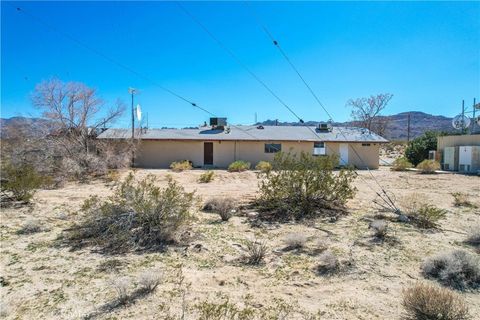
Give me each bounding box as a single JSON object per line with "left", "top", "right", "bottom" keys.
{"left": 98, "top": 119, "right": 388, "bottom": 169}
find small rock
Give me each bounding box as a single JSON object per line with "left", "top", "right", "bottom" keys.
{"left": 246, "top": 211, "right": 259, "bottom": 219}
{"left": 397, "top": 214, "right": 410, "bottom": 223}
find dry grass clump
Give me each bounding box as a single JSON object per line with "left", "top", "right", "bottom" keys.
{"left": 452, "top": 192, "right": 477, "bottom": 208}
{"left": 110, "top": 277, "right": 130, "bottom": 305}
{"left": 422, "top": 250, "right": 480, "bottom": 290}
{"left": 255, "top": 161, "right": 272, "bottom": 173}
{"left": 137, "top": 271, "right": 161, "bottom": 293}
{"left": 67, "top": 173, "right": 195, "bottom": 253}
{"left": 255, "top": 152, "right": 356, "bottom": 221}
{"left": 316, "top": 251, "right": 339, "bottom": 275}
{"left": 16, "top": 219, "right": 43, "bottom": 235}
{"left": 391, "top": 157, "right": 413, "bottom": 171}
{"left": 402, "top": 282, "right": 470, "bottom": 320}
{"left": 464, "top": 225, "right": 480, "bottom": 249}
{"left": 97, "top": 259, "right": 124, "bottom": 273}
{"left": 244, "top": 239, "right": 267, "bottom": 265}
{"left": 416, "top": 160, "right": 440, "bottom": 174}
{"left": 283, "top": 233, "right": 307, "bottom": 250}
{"left": 400, "top": 194, "right": 446, "bottom": 229}
{"left": 228, "top": 160, "right": 251, "bottom": 172}
{"left": 198, "top": 170, "right": 214, "bottom": 183}
{"left": 369, "top": 220, "right": 388, "bottom": 239}
{"left": 170, "top": 160, "right": 193, "bottom": 172}
{"left": 203, "top": 197, "right": 236, "bottom": 221}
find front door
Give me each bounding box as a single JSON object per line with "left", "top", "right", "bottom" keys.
{"left": 339, "top": 143, "right": 349, "bottom": 166}
{"left": 204, "top": 142, "right": 213, "bottom": 165}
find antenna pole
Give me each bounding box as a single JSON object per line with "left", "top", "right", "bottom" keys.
{"left": 461, "top": 100, "right": 465, "bottom": 134}
{"left": 472, "top": 98, "right": 476, "bottom": 134}
{"left": 128, "top": 87, "right": 137, "bottom": 166}
{"left": 255, "top": 112, "right": 257, "bottom": 124}
{"left": 407, "top": 112, "right": 411, "bottom": 142}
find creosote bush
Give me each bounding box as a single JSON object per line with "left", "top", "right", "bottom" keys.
{"left": 255, "top": 161, "right": 272, "bottom": 173}
{"left": 1, "top": 163, "right": 43, "bottom": 202}
{"left": 170, "top": 160, "right": 193, "bottom": 172}
{"left": 228, "top": 160, "right": 251, "bottom": 172}
{"left": 452, "top": 192, "right": 477, "bottom": 208}
{"left": 244, "top": 239, "right": 267, "bottom": 265}
{"left": 68, "top": 173, "right": 195, "bottom": 253}
{"left": 198, "top": 170, "right": 214, "bottom": 183}
{"left": 402, "top": 283, "right": 470, "bottom": 320}
{"left": 283, "top": 233, "right": 307, "bottom": 250}
{"left": 400, "top": 194, "right": 446, "bottom": 229}
{"left": 255, "top": 152, "right": 356, "bottom": 221}
{"left": 316, "top": 251, "right": 339, "bottom": 275}
{"left": 422, "top": 250, "right": 480, "bottom": 290}
{"left": 203, "top": 197, "right": 236, "bottom": 221}
{"left": 416, "top": 160, "right": 440, "bottom": 174}
{"left": 391, "top": 157, "right": 413, "bottom": 171}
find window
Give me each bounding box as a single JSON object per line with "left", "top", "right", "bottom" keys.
{"left": 362, "top": 143, "right": 371, "bottom": 146}
{"left": 313, "top": 141, "right": 326, "bottom": 155}
{"left": 265, "top": 143, "right": 281, "bottom": 153}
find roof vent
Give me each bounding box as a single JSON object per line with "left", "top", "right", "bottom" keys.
{"left": 257, "top": 125, "right": 264, "bottom": 129}
{"left": 317, "top": 122, "right": 332, "bottom": 132}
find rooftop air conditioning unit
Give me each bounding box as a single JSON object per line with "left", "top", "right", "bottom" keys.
{"left": 210, "top": 117, "right": 227, "bottom": 127}
{"left": 317, "top": 122, "right": 332, "bottom": 132}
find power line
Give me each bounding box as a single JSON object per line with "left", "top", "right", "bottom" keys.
{"left": 243, "top": 1, "right": 398, "bottom": 211}
{"left": 10, "top": 4, "right": 263, "bottom": 142}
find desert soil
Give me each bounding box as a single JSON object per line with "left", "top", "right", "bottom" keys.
{"left": 1, "top": 167, "right": 479, "bottom": 319}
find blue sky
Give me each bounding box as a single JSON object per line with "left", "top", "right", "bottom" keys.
{"left": 1, "top": 1, "right": 479, "bottom": 128}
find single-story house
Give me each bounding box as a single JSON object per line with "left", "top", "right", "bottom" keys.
{"left": 98, "top": 119, "right": 388, "bottom": 169}
{"left": 437, "top": 134, "right": 480, "bottom": 173}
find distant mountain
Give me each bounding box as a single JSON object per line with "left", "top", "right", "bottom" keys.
{"left": 257, "top": 111, "right": 458, "bottom": 140}
{"left": 0, "top": 117, "right": 52, "bottom": 139}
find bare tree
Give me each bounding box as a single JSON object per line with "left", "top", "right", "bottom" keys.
{"left": 32, "top": 78, "right": 125, "bottom": 157}
{"left": 346, "top": 93, "right": 393, "bottom": 135}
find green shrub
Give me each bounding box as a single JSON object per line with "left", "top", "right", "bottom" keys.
{"left": 400, "top": 194, "right": 446, "bottom": 229}
{"left": 416, "top": 160, "right": 440, "bottom": 174}
{"left": 244, "top": 239, "right": 267, "bottom": 265}
{"left": 255, "top": 161, "right": 272, "bottom": 173}
{"left": 68, "top": 173, "right": 196, "bottom": 253}
{"left": 198, "top": 170, "right": 214, "bottom": 183}
{"left": 228, "top": 160, "right": 250, "bottom": 172}
{"left": 1, "top": 163, "right": 43, "bottom": 202}
{"left": 405, "top": 131, "right": 442, "bottom": 166}
{"left": 452, "top": 192, "right": 477, "bottom": 208}
{"left": 255, "top": 152, "right": 356, "bottom": 221}
{"left": 391, "top": 157, "right": 413, "bottom": 171}
{"left": 402, "top": 283, "right": 470, "bottom": 320}
{"left": 170, "top": 160, "right": 192, "bottom": 172}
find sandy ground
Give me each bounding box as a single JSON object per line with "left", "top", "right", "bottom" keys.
{"left": 1, "top": 167, "right": 479, "bottom": 319}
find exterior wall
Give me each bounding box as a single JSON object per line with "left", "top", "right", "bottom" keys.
{"left": 135, "top": 139, "right": 381, "bottom": 169}
{"left": 437, "top": 135, "right": 480, "bottom": 150}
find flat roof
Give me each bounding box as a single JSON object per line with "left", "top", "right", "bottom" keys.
{"left": 98, "top": 125, "right": 388, "bottom": 143}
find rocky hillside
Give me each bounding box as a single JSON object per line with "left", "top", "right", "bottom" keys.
{"left": 0, "top": 117, "right": 52, "bottom": 139}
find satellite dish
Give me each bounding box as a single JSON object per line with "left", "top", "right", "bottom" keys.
{"left": 136, "top": 104, "right": 142, "bottom": 121}
{"left": 452, "top": 114, "right": 470, "bottom": 130}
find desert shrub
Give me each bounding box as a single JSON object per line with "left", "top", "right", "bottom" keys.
{"left": 137, "top": 271, "right": 161, "bottom": 293}
{"left": 244, "top": 239, "right": 267, "bottom": 265}
{"left": 416, "top": 160, "right": 440, "bottom": 174}
{"left": 369, "top": 220, "right": 388, "bottom": 239}
{"left": 203, "top": 197, "right": 236, "bottom": 221}
{"left": 97, "top": 259, "right": 124, "bottom": 273}
{"left": 1, "top": 163, "right": 43, "bottom": 202}
{"left": 422, "top": 250, "right": 480, "bottom": 290}
{"left": 402, "top": 283, "right": 470, "bottom": 320}
{"left": 68, "top": 173, "right": 195, "bottom": 253}
{"left": 255, "top": 152, "right": 356, "bottom": 221}
{"left": 228, "top": 160, "right": 251, "bottom": 172}
{"left": 110, "top": 277, "right": 130, "bottom": 304}
{"left": 405, "top": 131, "right": 442, "bottom": 166}
{"left": 104, "top": 169, "right": 121, "bottom": 183}
{"left": 391, "top": 157, "right": 413, "bottom": 171}
{"left": 452, "top": 192, "right": 476, "bottom": 208}
{"left": 464, "top": 226, "right": 480, "bottom": 248}
{"left": 170, "top": 160, "right": 192, "bottom": 172}
{"left": 316, "top": 251, "right": 339, "bottom": 275}
{"left": 283, "top": 233, "right": 307, "bottom": 249}
{"left": 255, "top": 161, "right": 272, "bottom": 173}
{"left": 16, "top": 219, "right": 43, "bottom": 235}
{"left": 400, "top": 195, "right": 446, "bottom": 229}
{"left": 198, "top": 170, "right": 214, "bottom": 183}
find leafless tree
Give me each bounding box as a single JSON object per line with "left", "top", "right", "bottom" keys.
{"left": 346, "top": 93, "right": 393, "bottom": 135}
{"left": 32, "top": 79, "right": 125, "bottom": 157}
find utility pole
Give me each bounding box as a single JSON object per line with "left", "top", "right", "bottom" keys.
{"left": 472, "top": 98, "right": 476, "bottom": 134}
{"left": 461, "top": 100, "right": 465, "bottom": 134}
{"left": 254, "top": 112, "right": 257, "bottom": 124}
{"left": 128, "top": 87, "right": 137, "bottom": 166}
{"left": 407, "top": 112, "right": 411, "bottom": 142}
